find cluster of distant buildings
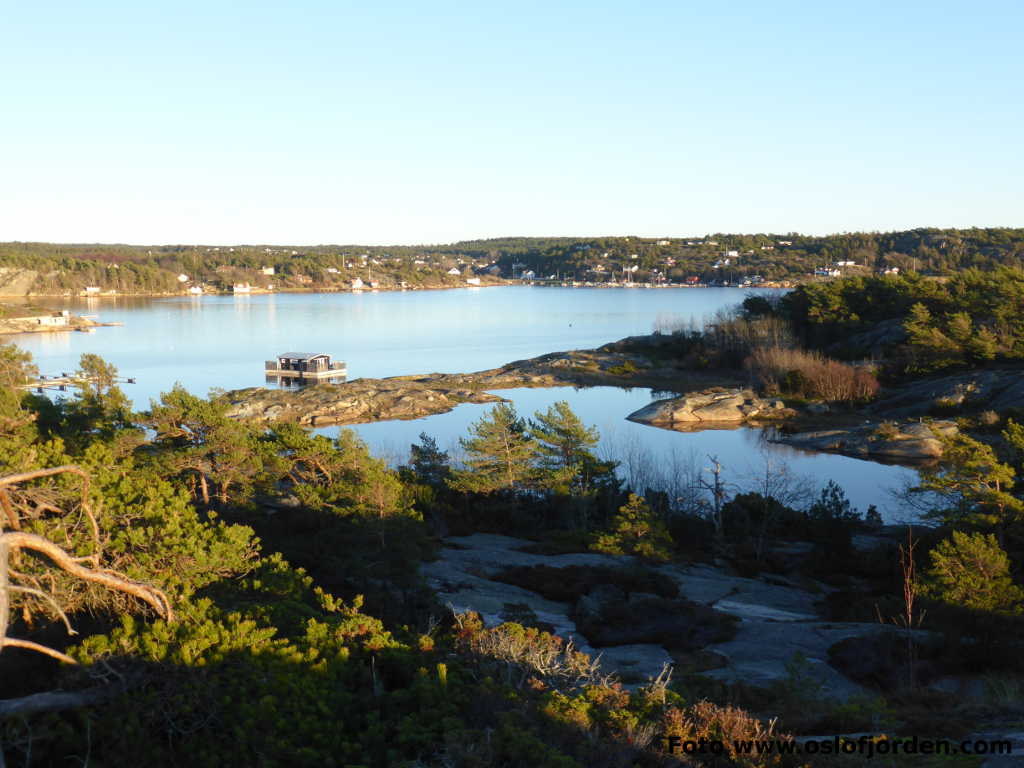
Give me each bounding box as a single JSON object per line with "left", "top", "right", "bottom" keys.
{"left": 812, "top": 262, "right": 902, "bottom": 279}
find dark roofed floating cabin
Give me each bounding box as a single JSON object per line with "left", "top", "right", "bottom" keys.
{"left": 265, "top": 352, "right": 347, "bottom": 380}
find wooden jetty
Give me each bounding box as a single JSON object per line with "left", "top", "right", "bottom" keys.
{"left": 265, "top": 352, "right": 347, "bottom": 381}
{"left": 21, "top": 374, "right": 136, "bottom": 393}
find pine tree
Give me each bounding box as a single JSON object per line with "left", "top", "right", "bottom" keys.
{"left": 945, "top": 311, "right": 973, "bottom": 348}
{"left": 924, "top": 531, "right": 1024, "bottom": 614}
{"left": 409, "top": 432, "right": 450, "bottom": 487}
{"left": 903, "top": 303, "right": 961, "bottom": 372}
{"left": 915, "top": 432, "right": 1023, "bottom": 528}
{"left": 529, "top": 401, "right": 616, "bottom": 495}
{"left": 591, "top": 493, "right": 674, "bottom": 562}
{"left": 148, "top": 384, "right": 269, "bottom": 505}
{"left": 447, "top": 403, "right": 537, "bottom": 494}
{"left": 967, "top": 326, "right": 998, "bottom": 362}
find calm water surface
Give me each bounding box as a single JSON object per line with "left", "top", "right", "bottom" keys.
{"left": 336, "top": 387, "right": 918, "bottom": 523}
{"left": 11, "top": 287, "right": 918, "bottom": 521}
{"left": 16, "top": 286, "right": 747, "bottom": 403}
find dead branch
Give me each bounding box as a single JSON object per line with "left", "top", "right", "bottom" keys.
{"left": 0, "top": 465, "right": 102, "bottom": 563}
{"left": 0, "top": 539, "right": 8, "bottom": 648}
{"left": 8, "top": 586, "right": 76, "bottom": 635}
{"left": 0, "top": 638, "right": 77, "bottom": 665}
{"left": 1, "top": 532, "right": 173, "bottom": 622}
{"left": 0, "top": 685, "right": 124, "bottom": 718}
{"left": 0, "top": 489, "right": 18, "bottom": 530}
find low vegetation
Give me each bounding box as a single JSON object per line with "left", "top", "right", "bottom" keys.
{"left": 745, "top": 346, "right": 879, "bottom": 402}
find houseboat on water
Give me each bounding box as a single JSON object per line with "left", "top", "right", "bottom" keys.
{"left": 265, "top": 352, "right": 347, "bottom": 382}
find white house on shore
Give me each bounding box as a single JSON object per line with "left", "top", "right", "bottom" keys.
{"left": 28, "top": 310, "right": 71, "bottom": 326}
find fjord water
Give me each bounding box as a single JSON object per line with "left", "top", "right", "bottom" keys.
{"left": 13, "top": 287, "right": 918, "bottom": 520}
{"left": 15, "top": 286, "right": 749, "bottom": 403}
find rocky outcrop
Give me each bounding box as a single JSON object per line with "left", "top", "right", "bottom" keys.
{"left": 776, "top": 419, "right": 958, "bottom": 461}
{"left": 626, "top": 388, "right": 791, "bottom": 426}
{"left": 226, "top": 338, "right": 740, "bottom": 427}
{"left": 574, "top": 585, "right": 735, "bottom": 650}
{"left": 226, "top": 379, "right": 505, "bottom": 426}
{"left": 423, "top": 534, "right": 881, "bottom": 698}
{"left": 869, "top": 368, "right": 1024, "bottom": 417}
{"left": 0, "top": 312, "right": 103, "bottom": 336}
{"left": 828, "top": 318, "right": 907, "bottom": 358}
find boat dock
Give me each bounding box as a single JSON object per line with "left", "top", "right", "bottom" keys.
{"left": 21, "top": 373, "right": 136, "bottom": 393}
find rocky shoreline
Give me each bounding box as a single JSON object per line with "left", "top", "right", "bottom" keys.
{"left": 225, "top": 334, "right": 1023, "bottom": 465}
{"left": 225, "top": 342, "right": 741, "bottom": 426}
{"left": 774, "top": 420, "right": 958, "bottom": 462}
{"left": 226, "top": 378, "right": 507, "bottom": 426}
{"left": 624, "top": 389, "right": 961, "bottom": 461}
{"left": 0, "top": 314, "right": 110, "bottom": 336}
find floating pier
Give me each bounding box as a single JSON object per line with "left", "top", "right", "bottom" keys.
{"left": 22, "top": 374, "right": 136, "bottom": 393}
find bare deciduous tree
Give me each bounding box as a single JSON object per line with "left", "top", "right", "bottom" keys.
{"left": 743, "top": 451, "right": 813, "bottom": 561}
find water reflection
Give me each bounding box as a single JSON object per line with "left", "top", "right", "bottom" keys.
{"left": 266, "top": 375, "right": 347, "bottom": 389}
{"left": 233, "top": 293, "right": 251, "bottom": 321}
{"left": 20, "top": 330, "right": 73, "bottom": 355}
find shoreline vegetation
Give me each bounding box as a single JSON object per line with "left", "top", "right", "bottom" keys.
{"left": 4, "top": 251, "right": 1024, "bottom": 765}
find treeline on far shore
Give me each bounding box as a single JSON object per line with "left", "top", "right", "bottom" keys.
{"left": 0, "top": 226, "right": 1023, "bottom": 295}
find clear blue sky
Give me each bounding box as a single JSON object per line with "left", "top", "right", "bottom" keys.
{"left": 2, "top": 1, "right": 1021, "bottom": 245}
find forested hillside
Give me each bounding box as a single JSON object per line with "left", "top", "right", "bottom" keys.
{"left": 1, "top": 227, "right": 1022, "bottom": 295}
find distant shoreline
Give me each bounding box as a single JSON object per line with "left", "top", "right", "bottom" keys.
{"left": 0, "top": 281, "right": 509, "bottom": 301}
{"left": 0, "top": 280, "right": 789, "bottom": 302}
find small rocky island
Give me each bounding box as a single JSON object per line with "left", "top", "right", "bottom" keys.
{"left": 625, "top": 388, "right": 792, "bottom": 425}
{"left": 226, "top": 337, "right": 741, "bottom": 426}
